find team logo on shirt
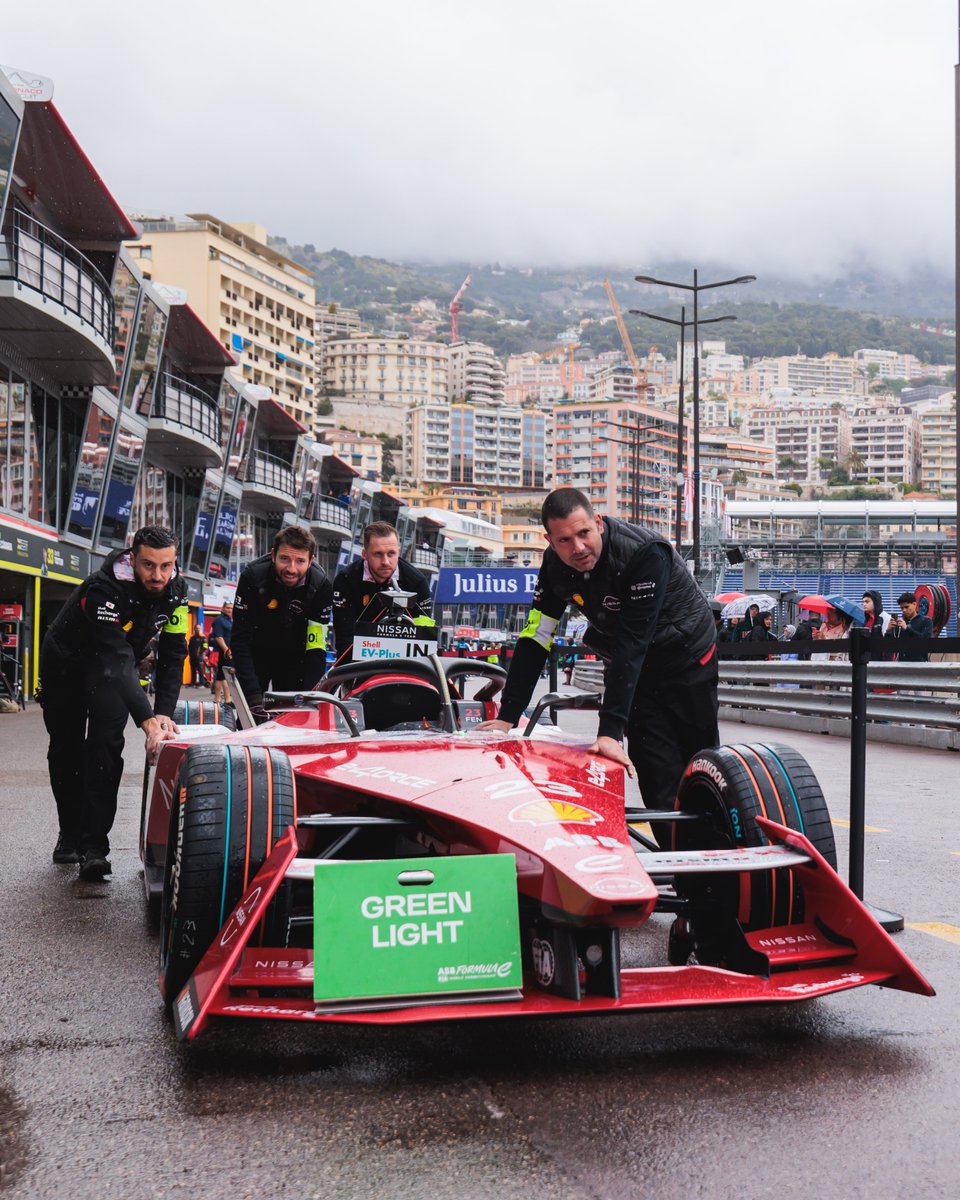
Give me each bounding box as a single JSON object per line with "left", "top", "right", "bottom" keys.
{"left": 288, "top": 600, "right": 303, "bottom": 614}
{"left": 602, "top": 595, "right": 621, "bottom": 612}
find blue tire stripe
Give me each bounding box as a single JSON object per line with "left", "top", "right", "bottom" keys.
{"left": 219, "top": 747, "right": 233, "bottom": 925}
{"left": 760, "top": 744, "right": 805, "bottom": 833}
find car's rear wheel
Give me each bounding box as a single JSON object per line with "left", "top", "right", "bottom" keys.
{"left": 672, "top": 742, "right": 837, "bottom": 936}
{"left": 159, "top": 743, "right": 296, "bottom": 1004}
{"left": 172, "top": 699, "right": 237, "bottom": 730}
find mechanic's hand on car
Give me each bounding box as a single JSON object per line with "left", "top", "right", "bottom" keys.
{"left": 142, "top": 714, "right": 181, "bottom": 762}
{"left": 587, "top": 735, "right": 636, "bottom": 778}
{"left": 474, "top": 718, "right": 513, "bottom": 733}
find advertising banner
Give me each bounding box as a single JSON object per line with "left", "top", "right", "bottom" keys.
{"left": 352, "top": 619, "right": 438, "bottom": 661}
{"left": 313, "top": 854, "right": 522, "bottom": 1002}
{"left": 435, "top": 567, "right": 539, "bottom": 605}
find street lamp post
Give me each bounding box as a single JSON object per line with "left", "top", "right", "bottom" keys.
{"left": 632, "top": 306, "right": 736, "bottom": 556}
{"left": 603, "top": 420, "right": 660, "bottom": 525}
{"left": 634, "top": 270, "right": 755, "bottom": 576}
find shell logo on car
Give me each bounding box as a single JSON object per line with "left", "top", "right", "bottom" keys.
{"left": 508, "top": 799, "right": 604, "bottom": 827}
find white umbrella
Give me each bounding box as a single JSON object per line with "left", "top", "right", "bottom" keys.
{"left": 720, "top": 594, "right": 777, "bottom": 620}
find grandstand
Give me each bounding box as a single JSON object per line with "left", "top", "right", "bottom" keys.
{"left": 721, "top": 499, "right": 957, "bottom": 626}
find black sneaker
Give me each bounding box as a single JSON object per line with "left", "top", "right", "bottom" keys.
{"left": 52, "top": 835, "right": 79, "bottom": 864}
{"left": 78, "top": 854, "right": 112, "bottom": 881}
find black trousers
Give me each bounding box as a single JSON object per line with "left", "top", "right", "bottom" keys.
{"left": 627, "top": 654, "right": 720, "bottom": 813}
{"left": 41, "top": 651, "right": 131, "bottom": 857}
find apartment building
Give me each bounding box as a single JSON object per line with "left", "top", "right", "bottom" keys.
{"left": 847, "top": 404, "right": 922, "bottom": 486}
{"left": 320, "top": 428, "right": 382, "bottom": 480}
{"left": 502, "top": 521, "right": 547, "bottom": 569}
{"left": 448, "top": 341, "right": 505, "bottom": 404}
{"left": 403, "top": 402, "right": 451, "bottom": 484}
{"left": 552, "top": 400, "right": 677, "bottom": 535}
{"left": 126, "top": 216, "right": 317, "bottom": 429}
{"left": 915, "top": 392, "right": 957, "bottom": 495}
{"left": 449, "top": 404, "right": 523, "bottom": 488}
{"left": 322, "top": 334, "right": 449, "bottom": 407}
{"left": 853, "top": 348, "right": 950, "bottom": 381}
{"left": 747, "top": 401, "right": 852, "bottom": 485}
{"left": 522, "top": 408, "right": 553, "bottom": 489}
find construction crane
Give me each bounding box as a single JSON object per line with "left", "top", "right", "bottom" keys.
{"left": 534, "top": 333, "right": 580, "bottom": 398}
{"left": 449, "top": 273, "right": 472, "bottom": 343}
{"left": 603, "top": 278, "right": 651, "bottom": 395}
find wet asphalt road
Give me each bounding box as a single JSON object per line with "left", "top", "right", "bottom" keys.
{"left": 1, "top": 695, "right": 958, "bottom": 1199}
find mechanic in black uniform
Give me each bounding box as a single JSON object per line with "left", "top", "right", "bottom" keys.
{"left": 331, "top": 521, "right": 435, "bottom": 662}
{"left": 40, "top": 526, "right": 188, "bottom": 879}
{"left": 230, "top": 525, "right": 333, "bottom": 709}
{"left": 479, "top": 488, "right": 719, "bottom": 813}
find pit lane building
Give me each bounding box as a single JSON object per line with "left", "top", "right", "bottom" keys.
{"left": 0, "top": 67, "right": 449, "bottom": 700}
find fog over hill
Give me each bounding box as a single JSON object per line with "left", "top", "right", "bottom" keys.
{"left": 274, "top": 240, "right": 955, "bottom": 365}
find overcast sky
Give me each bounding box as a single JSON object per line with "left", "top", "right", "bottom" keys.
{"left": 5, "top": 1, "right": 958, "bottom": 277}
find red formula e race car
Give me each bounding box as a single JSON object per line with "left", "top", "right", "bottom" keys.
{"left": 139, "top": 655, "right": 933, "bottom": 1041}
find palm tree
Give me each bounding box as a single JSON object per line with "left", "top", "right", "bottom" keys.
{"left": 845, "top": 449, "right": 866, "bottom": 478}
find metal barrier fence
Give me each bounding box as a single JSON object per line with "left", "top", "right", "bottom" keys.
{"left": 565, "top": 631, "right": 960, "bottom": 925}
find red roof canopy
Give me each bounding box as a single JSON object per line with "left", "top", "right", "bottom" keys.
{"left": 14, "top": 102, "right": 137, "bottom": 244}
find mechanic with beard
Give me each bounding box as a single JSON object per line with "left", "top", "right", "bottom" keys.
{"left": 331, "top": 521, "right": 434, "bottom": 662}
{"left": 479, "top": 488, "right": 719, "bottom": 814}
{"left": 40, "top": 526, "right": 188, "bottom": 880}
{"left": 230, "top": 525, "right": 333, "bottom": 711}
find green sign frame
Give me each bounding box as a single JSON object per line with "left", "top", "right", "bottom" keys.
{"left": 313, "top": 854, "right": 522, "bottom": 1002}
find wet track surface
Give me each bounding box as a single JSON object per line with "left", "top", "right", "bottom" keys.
{"left": 2, "top": 694, "right": 959, "bottom": 1198}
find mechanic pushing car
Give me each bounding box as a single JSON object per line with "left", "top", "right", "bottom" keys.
{"left": 331, "top": 520, "right": 435, "bottom": 661}
{"left": 480, "top": 487, "right": 719, "bottom": 812}
{"left": 40, "top": 525, "right": 188, "bottom": 880}
{"left": 230, "top": 525, "right": 333, "bottom": 711}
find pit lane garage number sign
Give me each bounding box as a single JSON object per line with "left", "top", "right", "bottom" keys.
{"left": 313, "top": 855, "right": 522, "bottom": 1001}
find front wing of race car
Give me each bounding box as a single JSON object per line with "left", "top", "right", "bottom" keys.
{"left": 171, "top": 816, "right": 933, "bottom": 1042}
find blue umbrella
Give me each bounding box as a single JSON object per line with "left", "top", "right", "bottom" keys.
{"left": 824, "top": 594, "right": 865, "bottom": 626}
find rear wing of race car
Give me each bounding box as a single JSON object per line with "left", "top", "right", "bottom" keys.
{"left": 170, "top": 816, "right": 933, "bottom": 1043}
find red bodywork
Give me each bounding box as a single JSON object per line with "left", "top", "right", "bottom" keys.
{"left": 140, "top": 710, "right": 934, "bottom": 1042}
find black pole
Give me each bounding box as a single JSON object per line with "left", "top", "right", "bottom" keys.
{"left": 848, "top": 626, "right": 904, "bottom": 933}
{"left": 675, "top": 306, "right": 686, "bottom": 552}
{"left": 847, "top": 627, "right": 869, "bottom": 899}
{"left": 692, "top": 270, "right": 701, "bottom": 577}
{"left": 955, "top": 31, "right": 959, "bottom": 634}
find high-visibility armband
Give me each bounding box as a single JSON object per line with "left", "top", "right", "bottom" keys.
{"left": 164, "top": 606, "right": 189, "bottom": 635}
{"left": 412, "top": 615, "right": 436, "bottom": 627}
{"left": 305, "top": 620, "right": 327, "bottom": 652}
{"left": 518, "top": 608, "right": 559, "bottom": 650}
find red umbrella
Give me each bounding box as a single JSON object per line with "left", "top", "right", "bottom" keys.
{"left": 714, "top": 592, "right": 746, "bottom": 604}
{"left": 798, "top": 595, "right": 831, "bottom": 614}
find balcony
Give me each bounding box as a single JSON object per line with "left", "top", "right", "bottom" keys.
{"left": 0, "top": 211, "right": 116, "bottom": 385}
{"left": 242, "top": 450, "right": 298, "bottom": 515}
{"left": 410, "top": 546, "right": 441, "bottom": 573}
{"left": 310, "top": 495, "right": 352, "bottom": 539}
{"left": 147, "top": 374, "right": 223, "bottom": 470}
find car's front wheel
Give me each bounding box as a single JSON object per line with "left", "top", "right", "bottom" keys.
{"left": 159, "top": 743, "right": 296, "bottom": 1004}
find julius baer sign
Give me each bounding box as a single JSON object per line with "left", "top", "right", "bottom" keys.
{"left": 313, "top": 855, "right": 522, "bottom": 1002}
{"left": 434, "top": 568, "right": 539, "bottom": 605}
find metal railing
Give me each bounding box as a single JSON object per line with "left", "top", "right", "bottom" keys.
{"left": 571, "top": 639, "right": 960, "bottom": 751}
{"left": 410, "top": 546, "right": 441, "bottom": 570}
{"left": 152, "top": 374, "right": 220, "bottom": 445}
{"left": 0, "top": 210, "right": 114, "bottom": 345}
{"left": 246, "top": 450, "right": 296, "bottom": 497}
{"left": 312, "top": 496, "right": 351, "bottom": 530}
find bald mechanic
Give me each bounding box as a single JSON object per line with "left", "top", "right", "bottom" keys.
{"left": 480, "top": 488, "right": 719, "bottom": 813}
